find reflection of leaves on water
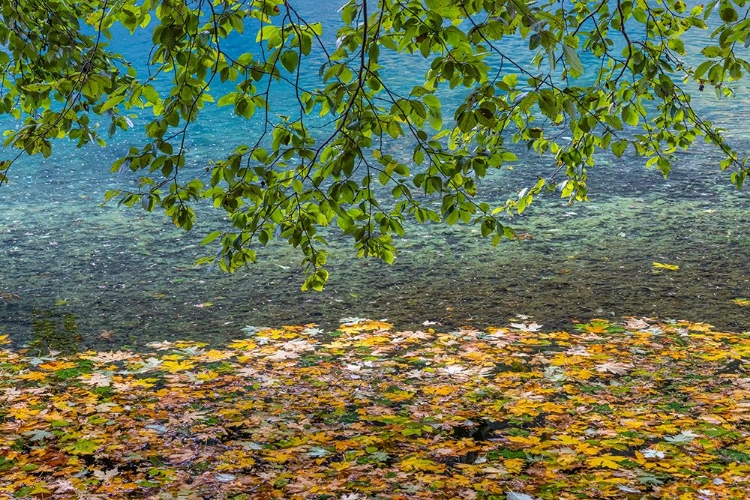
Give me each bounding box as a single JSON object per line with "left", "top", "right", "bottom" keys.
{"left": 30, "top": 309, "right": 81, "bottom": 355}
{"left": 0, "top": 292, "right": 20, "bottom": 301}
{"left": 97, "top": 330, "right": 115, "bottom": 341}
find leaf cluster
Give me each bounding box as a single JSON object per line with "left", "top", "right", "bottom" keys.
{"left": 0, "top": 317, "right": 749, "bottom": 498}
{"left": 2, "top": 0, "right": 750, "bottom": 286}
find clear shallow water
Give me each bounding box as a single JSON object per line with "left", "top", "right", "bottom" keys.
{"left": 1, "top": 3, "right": 749, "bottom": 352}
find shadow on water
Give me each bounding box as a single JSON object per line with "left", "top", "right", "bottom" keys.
{"left": 29, "top": 309, "right": 82, "bottom": 355}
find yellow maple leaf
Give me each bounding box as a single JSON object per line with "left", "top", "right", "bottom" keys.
{"left": 700, "top": 351, "right": 730, "bottom": 361}
{"left": 28, "top": 484, "right": 51, "bottom": 495}
{"left": 8, "top": 405, "right": 42, "bottom": 420}
{"left": 584, "top": 323, "right": 609, "bottom": 334}
{"left": 197, "top": 349, "right": 234, "bottom": 361}
{"left": 502, "top": 458, "right": 525, "bottom": 473}
{"left": 586, "top": 455, "right": 625, "bottom": 469}
{"left": 555, "top": 435, "right": 581, "bottom": 446}
{"left": 549, "top": 354, "right": 569, "bottom": 366}
{"left": 263, "top": 450, "right": 293, "bottom": 464}
{"left": 326, "top": 340, "right": 349, "bottom": 349}
{"left": 161, "top": 354, "right": 186, "bottom": 361}
{"left": 38, "top": 361, "right": 78, "bottom": 371}
{"left": 130, "top": 378, "right": 158, "bottom": 388}
{"left": 542, "top": 331, "right": 571, "bottom": 340}
{"left": 577, "top": 443, "right": 601, "bottom": 456}
{"left": 732, "top": 298, "right": 750, "bottom": 306}
{"left": 619, "top": 419, "right": 645, "bottom": 430}
{"left": 574, "top": 368, "right": 594, "bottom": 380}
{"left": 539, "top": 402, "right": 565, "bottom": 413}
{"left": 196, "top": 370, "right": 219, "bottom": 381}
{"left": 161, "top": 360, "right": 196, "bottom": 373}
{"left": 398, "top": 456, "right": 445, "bottom": 472}
{"left": 356, "top": 335, "right": 391, "bottom": 346}
{"left": 174, "top": 340, "right": 208, "bottom": 348}
{"left": 652, "top": 261, "right": 679, "bottom": 271}
{"left": 18, "top": 370, "right": 48, "bottom": 381}
{"left": 506, "top": 399, "right": 542, "bottom": 417}
{"left": 423, "top": 385, "right": 456, "bottom": 396}
{"left": 681, "top": 321, "right": 714, "bottom": 332}
{"left": 227, "top": 339, "right": 258, "bottom": 350}
{"left": 333, "top": 440, "right": 359, "bottom": 452}
{"left": 383, "top": 391, "right": 415, "bottom": 402}
{"left": 506, "top": 435, "right": 542, "bottom": 447}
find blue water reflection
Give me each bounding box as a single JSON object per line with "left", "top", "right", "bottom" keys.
{"left": 1, "top": 2, "right": 748, "bottom": 351}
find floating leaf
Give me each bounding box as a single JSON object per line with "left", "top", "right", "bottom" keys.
{"left": 510, "top": 321, "right": 543, "bottom": 332}
{"left": 239, "top": 325, "right": 270, "bottom": 335}
{"left": 652, "top": 262, "right": 679, "bottom": 271}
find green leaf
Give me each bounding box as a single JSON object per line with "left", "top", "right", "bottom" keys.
{"left": 202, "top": 231, "right": 222, "bottom": 246}
{"left": 611, "top": 139, "right": 628, "bottom": 157}
{"left": 140, "top": 85, "right": 160, "bottom": 104}
{"left": 217, "top": 92, "right": 238, "bottom": 107}
{"left": 100, "top": 94, "right": 125, "bottom": 113}
{"left": 720, "top": 4, "right": 738, "bottom": 22}
{"left": 622, "top": 105, "right": 639, "bottom": 127}
{"left": 281, "top": 51, "right": 299, "bottom": 73}
{"left": 694, "top": 60, "right": 714, "bottom": 79}
{"left": 67, "top": 439, "right": 99, "bottom": 455}
{"left": 562, "top": 44, "right": 584, "bottom": 76}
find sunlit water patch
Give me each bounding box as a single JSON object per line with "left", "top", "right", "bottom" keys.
{"left": 2, "top": 137, "right": 748, "bottom": 353}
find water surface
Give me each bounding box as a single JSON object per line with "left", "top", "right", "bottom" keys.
{"left": 1, "top": 2, "right": 748, "bottom": 352}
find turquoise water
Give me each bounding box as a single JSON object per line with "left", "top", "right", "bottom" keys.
{"left": 1, "top": 3, "right": 749, "bottom": 352}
